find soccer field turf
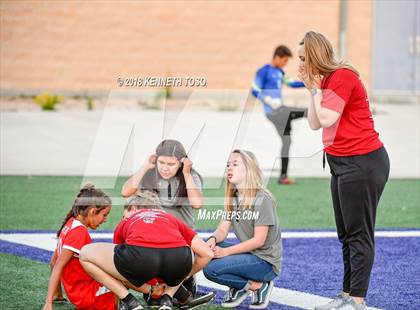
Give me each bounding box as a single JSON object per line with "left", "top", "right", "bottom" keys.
{"left": 2, "top": 233, "right": 419, "bottom": 310}
{"left": 0, "top": 176, "right": 419, "bottom": 231}
{"left": 0, "top": 252, "right": 222, "bottom": 310}
{"left": 0, "top": 176, "right": 419, "bottom": 310}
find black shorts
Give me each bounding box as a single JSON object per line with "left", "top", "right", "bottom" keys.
{"left": 114, "top": 244, "right": 193, "bottom": 287}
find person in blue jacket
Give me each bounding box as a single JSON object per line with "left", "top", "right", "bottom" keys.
{"left": 251, "top": 45, "right": 307, "bottom": 185}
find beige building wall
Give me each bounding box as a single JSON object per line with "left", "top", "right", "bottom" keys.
{"left": 0, "top": 0, "right": 372, "bottom": 93}
{"left": 347, "top": 0, "right": 372, "bottom": 89}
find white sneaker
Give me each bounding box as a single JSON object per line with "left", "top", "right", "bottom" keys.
{"left": 315, "top": 292, "right": 349, "bottom": 310}
{"left": 332, "top": 299, "right": 368, "bottom": 310}
{"left": 221, "top": 287, "right": 250, "bottom": 308}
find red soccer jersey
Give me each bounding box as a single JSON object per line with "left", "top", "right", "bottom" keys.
{"left": 58, "top": 218, "right": 115, "bottom": 310}
{"left": 113, "top": 209, "right": 197, "bottom": 248}
{"left": 320, "top": 68, "right": 383, "bottom": 156}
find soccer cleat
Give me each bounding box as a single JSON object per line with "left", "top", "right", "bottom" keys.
{"left": 178, "top": 291, "right": 216, "bottom": 309}
{"left": 221, "top": 287, "right": 250, "bottom": 308}
{"left": 121, "top": 297, "right": 144, "bottom": 310}
{"left": 146, "top": 295, "right": 161, "bottom": 309}
{"left": 249, "top": 281, "right": 274, "bottom": 309}
{"left": 331, "top": 298, "right": 368, "bottom": 310}
{"left": 278, "top": 177, "right": 296, "bottom": 185}
{"left": 315, "top": 293, "right": 349, "bottom": 310}
{"left": 183, "top": 275, "right": 198, "bottom": 297}
{"left": 159, "top": 294, "right": 173, "bottom": 310}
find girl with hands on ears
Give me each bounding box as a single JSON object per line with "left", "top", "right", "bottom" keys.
{"left": 121, "top": 139, "right": 203, "bottom": 229}
{"left": 121, "top": 140, "right": 203, "bottom": 302}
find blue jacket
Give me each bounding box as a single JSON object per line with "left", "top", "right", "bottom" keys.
{"left": 251, "top": 64, "right": 304, "bottom": 114}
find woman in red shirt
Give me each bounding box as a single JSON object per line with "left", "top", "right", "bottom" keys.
{"left": 297, "top": 31, "right": 390, "bottom": 310}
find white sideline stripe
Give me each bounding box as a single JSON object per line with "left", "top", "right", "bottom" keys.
{"left": 0, "top": 231, "right": 419, "bottom": 252}
{"left": 195, "top": 272, "right": 381, "bottom": 310}
{"left": 0, "top": 234, "right": 58, "bottom": 251}
{"left": 0, "top": 232, "right": 391, "bottom": 310}
{"left": 199, "top": 231, "right": 420, "bottom": 239}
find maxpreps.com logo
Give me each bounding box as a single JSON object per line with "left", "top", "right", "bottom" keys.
{"left": 197, "top": 209, "right": 260, "bottom": 221}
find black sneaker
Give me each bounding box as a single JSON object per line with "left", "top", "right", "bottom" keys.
{"left": 146, "top": 295, "right": 161, "bottom": 309}
{"left": 122, "top": 296, "right": 144, "bottom": 310}
{"left": 178, "top": 291, "right": 216, "bottom": 310}
{"left": 183, "top": 276, "right": 197, "bottom": 297}
{"left": 174, "top": 284, "right": 193, "bottom": 305}
{"left": 159, "top": 294, "right": 173, "bottom": 310}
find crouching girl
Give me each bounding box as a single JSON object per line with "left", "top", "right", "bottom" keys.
{"left": 79, "top": 190, "right": 213, "bottom": 310}
{"left": 203, "top": 150, "right": 282, "bottom": 309}
{"left": 43, "top": 184, "right": 115, "bottom": 310}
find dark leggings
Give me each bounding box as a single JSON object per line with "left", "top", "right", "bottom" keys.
{"left": 327, "top": 147, "right": 390, "bottom": 297}
{"left": 266, "top": 106, "right": 307, "bottom": 177}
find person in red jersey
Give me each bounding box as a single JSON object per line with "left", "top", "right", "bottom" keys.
{"left": 43, "top": 184, "right": 115, "bottom": 310}
{"left": 121, "top": 139, "right": 204, "bottom": 305}
{"left": 115, "top": 192, "right": 216, "bottom": 309}
{"left": 80, "top": 190, "right": 214, "bottom": 310}
{"left": 297, "top": 31, "right": 390, "bottom": 310}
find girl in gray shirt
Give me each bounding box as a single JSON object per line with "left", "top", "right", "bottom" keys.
{"left": 203, "top": 149, "right": 282, "bottom": 309}
{"left": 121, "top": 139, "right": 203, "bottom": 301}
{"left": 121, "top": 139, "right": 203, "bottom": 228}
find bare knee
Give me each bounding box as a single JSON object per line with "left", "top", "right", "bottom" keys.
{"left": 79, "top": 243, "right": 94, "bottom": 262}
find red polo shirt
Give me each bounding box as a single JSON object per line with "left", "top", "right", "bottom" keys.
{"left": 321, "top": 68, "right": 383, "bottom": 156}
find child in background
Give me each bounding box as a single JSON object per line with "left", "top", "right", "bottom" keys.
{"left": 251, "top": 45, "right": 307, "bottom": 185}
{"left": 43, "top": 184, "right": 115, "bottom": 310}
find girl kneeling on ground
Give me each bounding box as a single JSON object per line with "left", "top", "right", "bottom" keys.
{"left": 116, "top": 193, "right": 216, "bottom": 309}
{"left": 79, "top": 190, "right": 213, "bottom": 310}
{"left": 203, "top": 149, "right": 282, "bottom": 309}
{"left": 43, "top": 184, "right": 115, "bottom": 310}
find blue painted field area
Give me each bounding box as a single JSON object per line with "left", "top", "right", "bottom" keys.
{"left": 279, "top": 237, "right": 420, "bottom": 309}
{"left": 1, "top": 232, "right": 419, "bottom": 309}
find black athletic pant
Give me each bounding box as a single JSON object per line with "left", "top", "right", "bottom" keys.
{"left": 326, "top": 147, "right": 390, "bottom": 297}
{"left": 266, "top": 106, "right": 307, "bottom": 178}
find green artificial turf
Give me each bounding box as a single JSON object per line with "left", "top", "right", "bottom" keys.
{"left": 0, "top": 176, "right": 419, "bottom": 231}
{"left": 0, "top": 253, "right": 220, "bottom": 310}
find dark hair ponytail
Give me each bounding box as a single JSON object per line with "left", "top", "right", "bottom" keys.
{"left": 57, "top": 183, "right": 112, "bottom": 237}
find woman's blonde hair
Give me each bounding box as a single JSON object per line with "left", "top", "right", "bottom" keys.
{"left": 124, "top": 190, "right": 161, "bottom": 212}
{"left": 300, "top": 31, "right": 358, "bottom": 82}
{"left": 225, "top": 149, "right": 263, "bottom": 212}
